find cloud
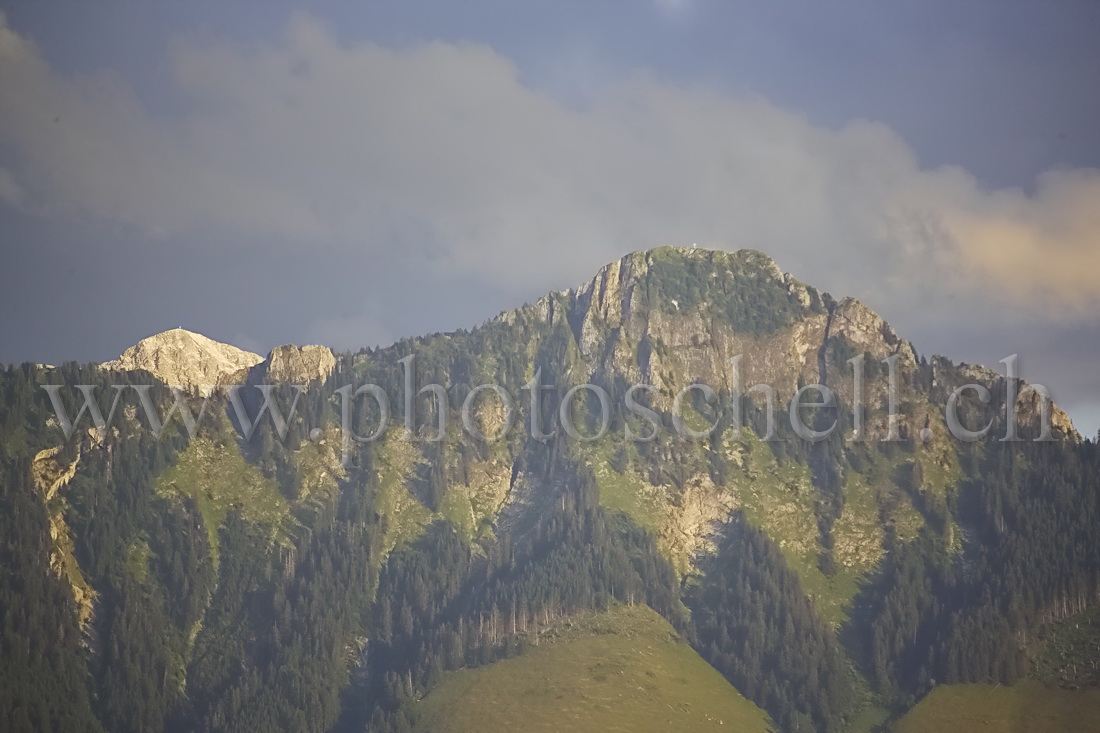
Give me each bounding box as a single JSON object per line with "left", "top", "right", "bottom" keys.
{"left": 0, "top": 166, "right": 25, "bottom": 208}
{"left": 0, "top": 13, "right": 320, "bottom": 235}
{"left": 938, "top": 169, "right": 1100, "bottom": 314}
{"left": 654, "top": 0, "right": 695, "bottom": 16}
{"left": 1, "top": 11, "right": 1098, "bottom": 324}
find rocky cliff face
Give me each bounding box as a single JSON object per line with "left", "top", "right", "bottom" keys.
{"left": 506, "top": 248, "right": 907, "bottom": 409}
{"left": 512, "top": 247, "right": 1075, "bottom": 439}
{"left": 929, "top": 355, "right": 1079, "bottom": 442}
{"left": 504, "top": 249, "right": 809, "bottom": 392}
{"left": 253, "top": 344, "right": 336, "bottom": 384}
{"left": 32, "top": 442, "right": 96, "bottom": 629}
{"left": 102, "top": 328, "right": 263, "bottom": 392}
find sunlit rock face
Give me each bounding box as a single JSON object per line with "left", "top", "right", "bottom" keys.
{"left": 255, "top": 344, "right": 337, "bottom": 384}
{"left": 102, "top": 328, "right": 263, "bottom": 392}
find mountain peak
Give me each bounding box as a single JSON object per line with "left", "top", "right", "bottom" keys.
{"left": 571, "top": 246, "right": 792, "bottom": 311}
{"left": 640, "top": 245, "right": 781, "bottom": 269}
{"left": 102, "top": 328, "right": 263, "bottom": 391}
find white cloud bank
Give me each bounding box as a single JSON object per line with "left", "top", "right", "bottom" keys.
{"left": 2, "top": 11, "right": 1098, "bottom": 323}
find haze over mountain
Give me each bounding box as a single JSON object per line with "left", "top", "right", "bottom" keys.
{"left": 2, "top": 247, "right": 1098, "bottom": 732}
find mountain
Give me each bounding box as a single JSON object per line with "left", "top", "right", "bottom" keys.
{"left": 1, "top": 246, "right": 1097, "bottom": 733}
{"left": 101, "top": 330, "right": 337, "bottom": 391}
{"left": 102, "top": 327, "right": 264, "bottom": 391}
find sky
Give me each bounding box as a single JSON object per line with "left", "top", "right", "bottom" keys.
{"left": 0, "top": 0, "right": 1098, "bottom": 436}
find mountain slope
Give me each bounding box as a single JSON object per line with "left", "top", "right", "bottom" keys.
{"left": 412, "top": 604, "right": 771, "bottom": 733}
{"left": 895, "top": 681, "right": 1100, "bottom": 733}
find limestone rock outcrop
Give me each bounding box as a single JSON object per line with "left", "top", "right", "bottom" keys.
{"left": 254, "top": 344, "right": 337, "bottom": 384}
{"left": 102, "top": 328, "right": 263, "bottom": 392}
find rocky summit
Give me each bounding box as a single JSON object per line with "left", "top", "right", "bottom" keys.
{"left": 102, "top": 327, "right": 263, "bottom": 392}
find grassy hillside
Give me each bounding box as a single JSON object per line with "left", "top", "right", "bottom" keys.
{"left": 894, "top": 680, "right": 1100, "bottom": 732}
{"left": 892, "top": 605, "right": 1100, "bottom": 732}
{"left": 154, "top": 434, "right": 288, "bottom": 565}
{"left": 413, "top": 604, "right": 771, "bottom": 733}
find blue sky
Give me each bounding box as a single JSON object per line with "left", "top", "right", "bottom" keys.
{"left": 1, "top": 1, "right": 1098, "bottom": 435}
